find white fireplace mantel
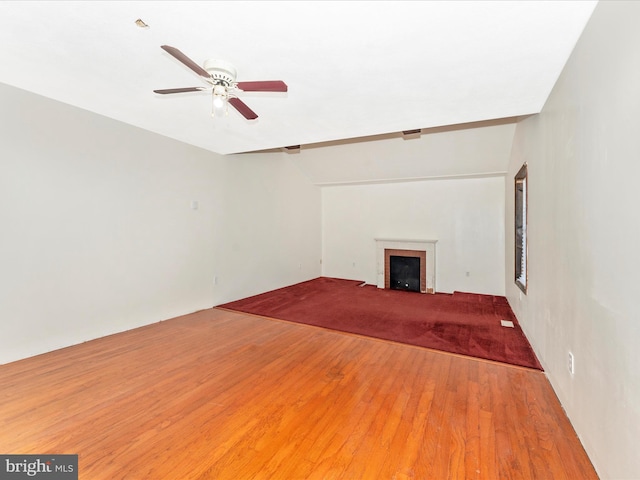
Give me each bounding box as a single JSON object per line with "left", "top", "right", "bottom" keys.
{"left": 375, "top": 238, "right": 437, "bottom": 293}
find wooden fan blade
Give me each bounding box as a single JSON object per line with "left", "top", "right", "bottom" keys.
{"left": 236, "top": 80, "right": 288, "bottom": 92}
{"left": 153, "top": 87, "right": 207, "bottom": 94}
{"left": 228, "top": 97, "right": 258, "bottom": 120}
{"left": 160, "top": 45, "right": 211, "bottom": 79}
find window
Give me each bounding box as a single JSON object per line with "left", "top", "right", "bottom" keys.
{"left": 515, "top": 164, "right": 528, "bottom": 293}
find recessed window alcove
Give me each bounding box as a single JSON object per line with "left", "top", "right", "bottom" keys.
{"left": 515, "top": 164, "right": 528, "bottom": 294}
{"left": 375, "top": 239, "right": 437, "bottom": 294}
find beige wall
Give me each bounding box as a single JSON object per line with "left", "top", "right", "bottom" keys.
{"left": 0, "top": 83, "right": 321, "bottom": 364}
{"left": 295, "top": 122, "right": 516, "bottom": 185}
{"left": 505, "top": 2, "right": 640, "bottom": 478}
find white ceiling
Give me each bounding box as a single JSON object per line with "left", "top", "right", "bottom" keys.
{"left": 0, "top": 1, "right": 597, "bottom": 157}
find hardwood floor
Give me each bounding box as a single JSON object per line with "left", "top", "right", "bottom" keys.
{"left": 0, "top": 308, "right": 598, "bottom": 479}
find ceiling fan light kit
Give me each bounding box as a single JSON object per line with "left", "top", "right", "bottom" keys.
{"left": 206, "top": 60, "right": 237, "bottom": 117}
{"left": 211, "top": 84, "right": 228, "bottom": 117}
{"left": 154, "top": 45, "right": 287, "bottom": 121}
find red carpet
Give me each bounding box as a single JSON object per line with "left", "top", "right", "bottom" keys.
{"left": 219, "top": 277, "right": 542, "bottom": 370}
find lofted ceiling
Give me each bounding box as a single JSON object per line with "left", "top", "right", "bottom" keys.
{"left": 0, "top": 1, "right": 597, "bottom": 166}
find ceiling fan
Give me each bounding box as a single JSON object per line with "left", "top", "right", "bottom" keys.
{"left": 154, "top": 45, "right": 287, "bottom": 120}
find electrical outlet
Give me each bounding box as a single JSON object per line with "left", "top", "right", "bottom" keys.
{"left": 568, "top": 352, "right": 575, "bottom": 376}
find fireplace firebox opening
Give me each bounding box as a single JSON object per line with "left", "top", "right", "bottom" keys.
{"left": 390, "top": 256, "right": 421, "bottom": 292}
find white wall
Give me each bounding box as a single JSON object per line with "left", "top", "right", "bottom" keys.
{"left": 0, "top": 83, "right": 321, "bottom": 365}
{"left": 505, "top": 2, "right": 640, "bottom": 478}
{"left": 209, "top": 151, "right": 322, "bottom": 303}
{"left": 322, "top": 176, "right": 505, "bottom": 295}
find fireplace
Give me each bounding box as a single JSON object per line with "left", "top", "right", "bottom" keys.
{"left": 375, "top": 238, "right": 437, "bottom": 294}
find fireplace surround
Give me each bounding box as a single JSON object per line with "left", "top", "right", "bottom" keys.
{"left": 375, "top": 238, "right": 437, "bottom": 293}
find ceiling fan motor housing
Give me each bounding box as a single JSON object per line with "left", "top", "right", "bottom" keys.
{"left": 203, "top": 59, "right": 237, "bottom": 87}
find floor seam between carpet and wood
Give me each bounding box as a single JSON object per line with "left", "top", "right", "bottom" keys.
{"left": 218, "top": 277, "right": 543, "bottom": 371}
{"left": 215, "top": 306, "right": 543, "bottom": 372}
